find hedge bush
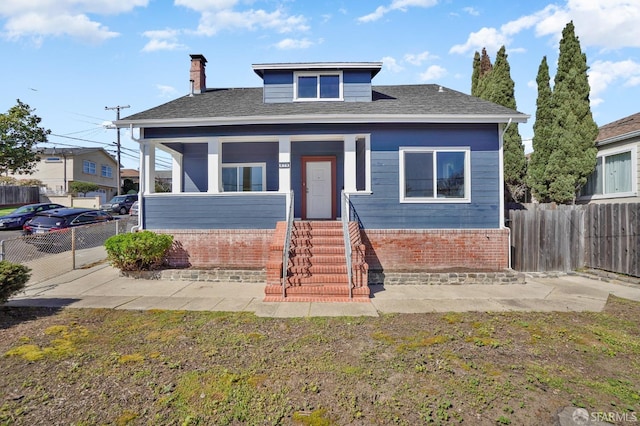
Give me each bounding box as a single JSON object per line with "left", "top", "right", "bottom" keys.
{"left": 105, "top": 231, "right": 174, "bottom": 271}
{"left": 0, "top": 261, "right": 31, "bottom": 303}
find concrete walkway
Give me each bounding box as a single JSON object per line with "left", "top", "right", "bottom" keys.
{"left": 5, "top": 263, "right": 640, "bottom": 317}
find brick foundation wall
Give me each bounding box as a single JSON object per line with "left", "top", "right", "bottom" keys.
{"left": 157, "top": 229, "right": 275, "bottom": 268}
{"left": 362, "top": 228, "right": 510, "bottom": 272}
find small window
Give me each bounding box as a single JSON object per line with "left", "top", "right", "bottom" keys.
{"left": 101, "top": 165, "right": 113, "bottom": 178}
{"left": 221, "top": 163, "right": 266, "bottom": 192}
{"left": 83, "top": 160, "right": 96, "bottom": 175}
{"left": 399, "top": 147, "right": 470, "bottom": 203}
{"left": 45, "top": 157, "right": 61, "bottom": 163}
{"left": 294, "top": 72, "right": 342, "bottom": 101}
{"left": 581, "top": 149, "right": 634, "bottom": 197}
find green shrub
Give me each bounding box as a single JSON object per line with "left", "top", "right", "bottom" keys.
{"left": 0, "top": 261, "right": 31, "bottom": 303}
{"left": 105, "top": 231, "right": 174, "bottom": 271}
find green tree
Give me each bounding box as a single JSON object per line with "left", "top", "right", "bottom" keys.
{"left": 545, "top": 21, "right": 598, "bottom": 203}
{"left": 0, "top": 100, "right": 50, "bottom": 176}
{"left": 69, "top": 181, "right": 100, "bottom": 196}
{"left": 473, "top": 46, "right": 527, "bottom": 201}
{"left": 471, "top": 51, "right": 481, "bottom": 97}
{"left": 527, "top": 56, "right": 554, "bottom": 202}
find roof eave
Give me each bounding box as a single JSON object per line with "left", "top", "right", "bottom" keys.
{"left": 596, "top": 129, "right": 640, "bottom": 146}
{"left": 116, "top": 114, "right": 529, "bottom": 129}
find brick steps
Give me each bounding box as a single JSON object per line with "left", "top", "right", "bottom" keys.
{"left": 264, "top": 220, "right": 370, "bottom": 302}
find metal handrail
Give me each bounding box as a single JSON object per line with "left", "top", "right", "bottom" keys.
{"left": 282, "top": 190, "right": 295, "bottom": 298}
{"left": 341, "top": 191, "right": 353, "bottom": 299}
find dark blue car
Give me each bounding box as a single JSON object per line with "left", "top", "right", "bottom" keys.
{"left": 0, "top": 203, "right": 65, "bottom": 230}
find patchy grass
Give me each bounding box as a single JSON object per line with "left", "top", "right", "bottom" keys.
{"left": 1, "top": 296, "right": 639, "bottom": 424}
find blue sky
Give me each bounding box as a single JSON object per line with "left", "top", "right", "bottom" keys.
{"left": 1, "top": 0, "right": 639, "bottom": 170}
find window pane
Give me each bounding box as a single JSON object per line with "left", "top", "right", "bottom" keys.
{"left": 298, "top": 76, "right": 317, "bottom": 98}
{"left": 605, "top": 151, "right": 631, "bottom": 193}
{"left": 319, "top": 75, "right": 339, "bottom": 98}
{"left": 222, "top": 168, "right": 238, "bottom": 191}
{"left": 582, "top": 157, "right": 602, "bottom": 196}
{"left": 239, "top": 166, "right": 263, "bottom": 191}
{"left": 436, "top": 151, "right": 465, "bottom": 198}
{"left": 405, "top": 152, "right": 433, "bottom": 198}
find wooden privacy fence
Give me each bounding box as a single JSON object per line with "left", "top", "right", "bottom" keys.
{"left": 0, "top": 186, "right": 40, "bottom": 206}
{"left": 508, "top": 203, "right": 640, "bottom": 277}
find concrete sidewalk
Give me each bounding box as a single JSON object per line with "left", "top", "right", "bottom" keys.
{"left": 6, "top": 263, "right": 640, "bottom": 317}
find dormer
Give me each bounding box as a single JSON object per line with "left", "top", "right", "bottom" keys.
{"left": 252, "top": 62, "right": 383, "bottom": 104}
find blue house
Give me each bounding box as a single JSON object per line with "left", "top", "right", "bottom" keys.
{"left": 117, "top": 54, "right": 528, "bottom": 301}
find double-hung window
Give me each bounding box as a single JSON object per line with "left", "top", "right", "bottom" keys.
{"left": 294, "top": 72, "right": 342, "bottom": 101}
{"left": 399, "top": 147, "right": 470, "bottom": 202}
{"left": 101, "top": 165, "right": 113, "bottom": 178}
{"left": 83, "top": 160, "right": 96, "bottom": 175}
{"left": 221, "top": 163, "right": 266, "bottom": 192}
{"left": 581, "top": 147, "right": 636, "bottom": 198}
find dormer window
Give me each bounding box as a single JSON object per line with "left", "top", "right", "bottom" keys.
{"left": 294, "top": 71, "right": 343, "bottom": 101}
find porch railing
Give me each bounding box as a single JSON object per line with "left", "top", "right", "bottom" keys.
{"left": 341, "top": 191, "right": 353, "bottom": 299}
{"left": 281, "top": 190, "right": 295, "bottom": 298}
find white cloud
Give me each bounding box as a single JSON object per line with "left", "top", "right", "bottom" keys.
{"left": 382, "top": 56, "right": 404, "bottom": 73}
{"left": 462, "top": 7, "right": 479, "bottom": 16}
{"left": 177, "top": 3, "right": 309, "bottom": 36}
{"left": 0, "top": 0, "right": 148, "bottom": 43}
{"left": 142, "top": 29, "right": 188, "bottom": 52}
{"left": 156, "top": 84, "right": 178, "bottom": 98}
{"left": 358, "top": 0, "right": 437, "bottom": 23}
{"left": 419, "top": 65, "right": 447, "bottom": 81}
{"left": 588, "top": 59, "right": 640, "bottom": 106}
{"left": 275, "top": 38, "right": 314, "bottom": 50}
{"left": 527, "top": 80, "right": 537, "bottom": 89}
{"left": 404, "top": 51, "right": 437, "bottom": 66}
{"left": 449, "top": 27, "right": 508, "bottom": 55}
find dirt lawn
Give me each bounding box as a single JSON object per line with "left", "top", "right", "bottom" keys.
{"left": 1, "top": 296, "right": 639, "bottom": 425}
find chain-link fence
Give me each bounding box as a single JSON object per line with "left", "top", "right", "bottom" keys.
{"left": 0, "top": 216, "right": 137, "bottom": 284}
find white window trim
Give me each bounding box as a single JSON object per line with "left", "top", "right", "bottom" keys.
{"left": 399, "top": 146, "right": 471, "bottom": 203}
{"left": 83, "top": 160, "right": 96, "bottom": 175}
{"left": 221, "top": 162, "right": 267, "bottom": 192}
{"left": 579, "top": 144, "right": 637, "bottom": 200}
{"left": 293, "top": 71, "right": 343, "bottom": 102}
{"left": 101, "top": 164, "right": 113, "bottom": 178}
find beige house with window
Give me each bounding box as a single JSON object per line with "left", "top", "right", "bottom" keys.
{"left": 9, "top": 147, "right": 119, "bottom": 203}
{"left": 580, "top": 112, "right": 640, "bottom": 203}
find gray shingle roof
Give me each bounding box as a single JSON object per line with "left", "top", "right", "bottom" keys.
{"left": 118, "top": 84, "right": 527, "bottom": 125}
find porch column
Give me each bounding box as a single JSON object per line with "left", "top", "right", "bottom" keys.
{"left": 344, "top": 134, "right": 357, "bottom": 193}
{"left": 143, "top": 143, "right": 156, "bottom": 195}
{"left": 207, "top": 138, "right": 220, "bottom": 193}
{"left": 171, "top": 152, "right": 183, "bottom": 193}
{"left": 278, "top": 136, "right": 291, "bottom": 193}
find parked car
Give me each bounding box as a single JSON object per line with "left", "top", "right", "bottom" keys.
{"left": 129, "top": 200, "right": 139, "bottom": 216}
{"left": 0, "top": 203, "right": 65, "bottom": 230}
{"left": 100, "top": 194, "right": 138, "bottom": 215}
{"left": 23, "top": 208, "right": 116, "bottom": 252}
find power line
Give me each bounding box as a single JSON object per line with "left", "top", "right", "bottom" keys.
{"left": 105, "top": 105, "right": 130, "bottom": 195}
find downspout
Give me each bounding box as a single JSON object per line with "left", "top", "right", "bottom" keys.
{"left": 499, "top": 118, "right": 513, "bottom": 269}
{"left": 130, "top": 124, "right": 143, "bottom": 232}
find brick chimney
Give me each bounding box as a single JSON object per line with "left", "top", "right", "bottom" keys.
{"left": 189, "top": 54, "right": 207, "bottom": 94}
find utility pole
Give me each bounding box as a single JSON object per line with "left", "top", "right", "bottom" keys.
{"left": 105, "top": 105, "right": 130, "bottom": 195}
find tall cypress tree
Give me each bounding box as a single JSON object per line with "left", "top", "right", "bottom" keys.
{"left": 471, "top": 51, "right": 481, "bottom": 97}
{"left": 527, "top": 56, "right": 554, "bottom": 202}
{"left": 475, "top": 46, "right": 527, "bottom": 201}
{"left": 545, "top": 21, "right": 598, "bottom": 203}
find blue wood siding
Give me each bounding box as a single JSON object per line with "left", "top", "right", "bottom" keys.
{"left": 262, "top": 70, "right": 372, "bottom": 103}
{"left": 144, "top": 194, "right": 286, "bottom": 229}
{"left": 222, "top": 142, "right": 279, "bottom": 191}
{"left": 349, "top": 150, "right": 500, "bottom": 229}
{"left": 182, "top": 143, "right": 208, "bottom": 192}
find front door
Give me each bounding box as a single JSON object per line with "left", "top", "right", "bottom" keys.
{"left": 302, "top": 156, "right": 336, "bottom": 219}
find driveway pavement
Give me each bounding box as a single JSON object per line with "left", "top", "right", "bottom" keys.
{"left": 5, "top": 263, "right": 640, "bottom": 317}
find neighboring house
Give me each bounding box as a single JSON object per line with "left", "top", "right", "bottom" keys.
{"left": 117, "top": 54, "right": 528, "bottom": 300}
{"left": 580, "top": 112, "right": 639, "bottom": 203}
{"left": 121, "top": 168, "right": 171, "bottom": 192}
{"left": 9, "top": 147, "right": 118, "bottom": 204}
